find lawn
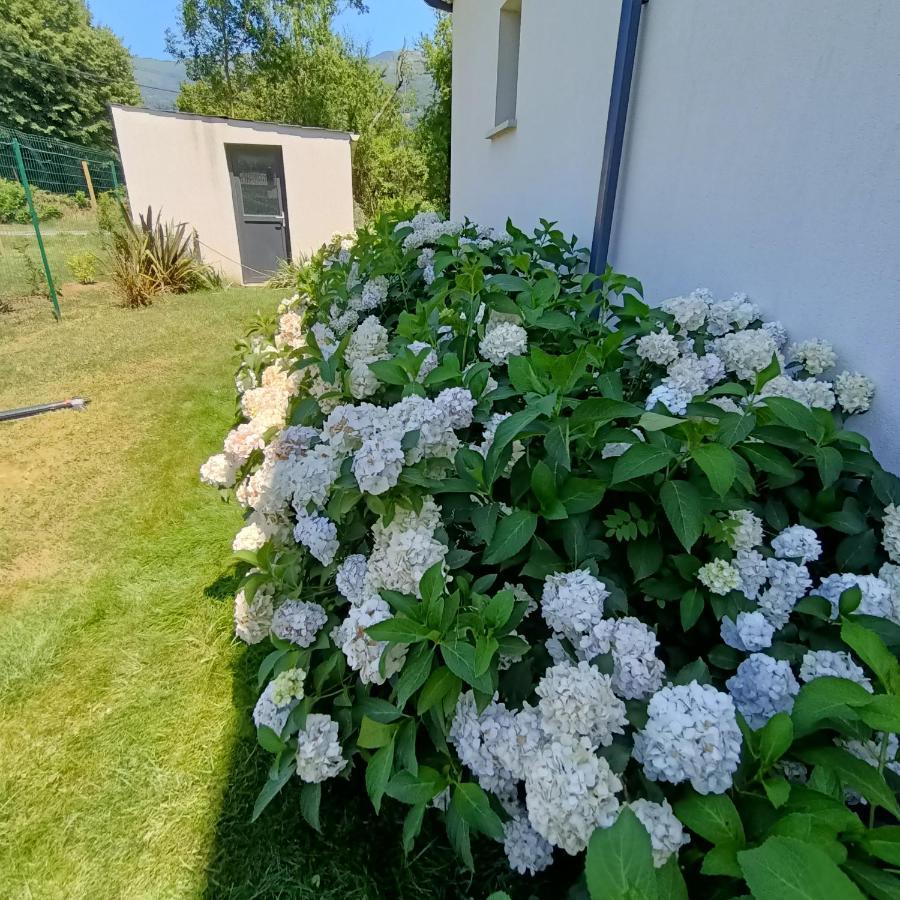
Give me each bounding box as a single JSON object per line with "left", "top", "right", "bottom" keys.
{"left": 0, "top": 286, "right": 533, "bottom": 899}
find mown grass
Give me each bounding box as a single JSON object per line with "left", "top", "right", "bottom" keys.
{"left": 0, "top": 287, "right": 556, "bottom": 899}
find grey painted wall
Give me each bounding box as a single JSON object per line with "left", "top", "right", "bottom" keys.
{"left": 612, "top": 0, "right": 900, "bottom": 467}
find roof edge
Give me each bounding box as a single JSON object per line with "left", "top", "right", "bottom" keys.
{"left": 108, "top": 104, "right": 358, "bottom": 140}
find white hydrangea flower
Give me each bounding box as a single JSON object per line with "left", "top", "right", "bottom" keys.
{"left": 726, "top": 654, "right": 799, "bottom": 729}
{"left": 296, "top": 713, "right": 346, "bottom": 782}
{"left": 233, "top": 520, "right": 269, "bottom": 553}
{"left": 354, "top": 275, "right": 389, "bottom": 312}
{"left": 345, "top": 316, "right": 389, "bottom": 369}
{"left": 472, "top": 412, "right": 525, "bottom": 472}
{"left": 434, "top": 387, "right": 476, "bottom": 429}
{"left": 448, "top": 692, "right": 518, "bottom": 795}
{"left": 705, "top": 293, "right": 760, "bottom": 337}
{"left": 582, "top": 617, "right": 665, "bottom": 699}
{"left": 799, "top": 650, "right": 873, "bottom": 691}
{"left": 633, "top": 681, "right": 742, "bottom": 794}
{"left": 293, "top": 513, "right": 339, "bottom": 566}
{"left": 234, "top": 583, "right": 274, "bottom": 644}
{"left": 727, "top": 509, "right": 764, "bottom": 551}
{"left": 503, "top": 582, "right": 539, "bottom": 618}
{"left": 541, "top": 570, "right": 608, "bottom": 645}
{"left": 503, "top": 810, "right": 554, "bottom": 875}
{"left": 330, "top": 595, "right": 407, "bottom": 685}
{"left": 602, "top": 441, "right": 634, "bottom": 459}
{"left": 708, "top": 396, "right": 743, "bottom": 414}
{"left": 883, "top": 504, "right": 900, "bottom": 564}
{"left": 815, "top": 573, "right": 898, "bottom": 623}
{"left": 777, "top": 760, "right": 809, "bottom": 783}
{"left": 881, "top": 562, "right": 900, "bottom": 609}
{"left": 838, "top": 734, "right": 900, "bottom": 782}
{"left": 636, "top": 330, "right": 680, "bottom": 366}
{"left": 713, "top": 329, "right": 779, "bottom": 381}
{"left": 789, "top": 339, "right": 836, "bottom": 376}
{"left": 627, "top": 799, "right": 690, "bottom": 867}
{"left": 200, "top": 452, "right": 239, "bottom": 488}
{"left": 417, "top": 247, "right": 436, "bottom": 285}
{"left": 758, "top": 559, "right": 812, "bottom": 628}
{"left": 802, "top": 378, "right": 837, "bottom": 411}
{"left": 348, "top": 358, "right": 381, "bottom": 400}
{"left": 492, "top": 703, "right": 545, "bottom": 779}
{"left": 525, "top": 737, "right": 622, "bottom": 855}
{"left": 536, "top": 661, "right": 627, "bottom": 749}
{"left": 241, "top": 384, "right": 291, "bottom": 430}
{"left": 223, "top": 422, "right": 267, "bottom": 463}
{"left": 335, "top": 554, "right": 370, "bottom": 605}
{"left": 367, "top": 499, "right": 447, "bottom": 597}
{"left": 665, "top": 352, "right": 725, "bottom": 396}
{"left": 720, "top": 611, "right": 775, "bottom": 652}
{"left": 253, "top": 679, "right": 301, "bottom": 734}
{"left": 329, "top": 307, "right": 359, "bottom": 336}
{"left": 762, "top": 320, "right": 788, "bottom": 349}
{"left": 352, "top": 435, "right": 405, "bottom": 495}
{"left": 835, "top": 371, "right": 875, "bottom": 415}
{"left": 479, "top": 321, "right": 528, "bottom": 366}
{"left": 661, "top": 290, "right": 711, "bottom": 333}
{"left": 271, "top": 600, "right": 328, "bottom": 647}
{"left": 771, "top": 525, "right": 822, "bottom": 564}
{"left": 270, "top": 667, "right": 306, "bottom": 706}
{"left": 276, "top": 310, "right": 305, "bottom": 349}
{"left": 287, "top": 443, "right": 342, "bottom": 513}
{"left": 698, "top": 559, "right": 741, "bottom": 596}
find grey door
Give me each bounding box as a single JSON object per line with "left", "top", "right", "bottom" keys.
{"left": 226, "top": 145, "right": 290, "bottom": 283}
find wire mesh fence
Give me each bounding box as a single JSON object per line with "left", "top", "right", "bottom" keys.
{"left": 0, "top": 124, "right": 125, "bottom": 318}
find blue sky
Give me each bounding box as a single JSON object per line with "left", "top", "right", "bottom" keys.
{"left": 88, "top": 0, "right": 438, "bottom": 59}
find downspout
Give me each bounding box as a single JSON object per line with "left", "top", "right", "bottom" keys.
{"left": 589, "top": 0, "right": 646, "bottom": 274}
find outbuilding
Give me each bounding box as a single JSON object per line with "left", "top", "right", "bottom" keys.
{"left": 110, "top": 105, "right": 356, "bottom": 284}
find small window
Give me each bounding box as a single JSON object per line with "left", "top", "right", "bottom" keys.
{"left": 495, "top": 0, "right": 521, "bottom": 127}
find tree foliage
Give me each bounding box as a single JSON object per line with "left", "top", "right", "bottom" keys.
{"left": 167, "top": 0, "right": 450, "bottom": 218}
{"left": 0, "top": 0, "right": 140, "bottom": 148}
{"left": 416, "top": 12, "right": 452, "bottom": 211}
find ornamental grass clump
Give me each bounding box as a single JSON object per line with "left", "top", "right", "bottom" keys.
{"left": 203, "top": 211, "right": 900, "bottom": 896}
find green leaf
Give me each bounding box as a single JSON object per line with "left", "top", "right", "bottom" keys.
{"left": 257, "top": 725, "right": 287, "bottom": 754}
{"left": 396, "top": 645, "right": 435, "bottom": 709}
{"left": 858, "top": 693, "right": 900, "bottom": 733}
{"left": 794, "top": 746, "right": 900, "bottom": 817}
{"left": 585, "top": 807, "right": 658, "bottom": 900}
{"left": 655, "top": 857, "right": 688, "bottom": 900}
{"left": 841, "top": 618, "right": 900, "bottom": 694}
{"left": 418, "top": 562, "right": 445, "bottom": 605}
{"left": 692, "top": 444, "right": 737, "bottom": 497}
{"left": 836, "top": 529, "right": 877, "bottom": 570}
{"left": 474, "top": 635, "right": 499, "bottom": 676}
{"left": 700, "top": 843, "right": 742, "bottom": 878}
{"left": 611, "top": 444, "right": 675, "bottom": 484}
{"left": 716, "top": 411, "right": 757, "bottom": 448}
{"left": 416, "top": 666, "right": 459, "bottom": 716}
{"left": 638, "top": 411, "right": 685, "bottom": 431}
{"left": 251, "top": 761, "right": 295, "bottom": 822}
{"left": 791, "top": 676, "right": 873, "bottom": 738}
{"left": 507, "top": 355, "right": 545, "bottom": 394}
{"left": 530, "top": 460, "right": 561, "bottom": 514}
{"left": 737, "top": 836, "right": 864, "bottom": 900}
{"left": 299, "top": 782, "right": 321, "bottom": 832}
{"left": 365, "top": 739, "right": 395, "bottom": 813}
{"left": 356, "top": 697, "right": 405, "bottom": 724}
{"left": 445, "top": 801, "right": 473, "bottom": 869}
{"left": 482, "top": 510, "right": 538, "bottom": 564}
{"left": 764, "top": 397, "right": 825, "bottom": 442}
{"left": 762, "top": 775, "right": 791, "bottom": 808}
{"left": 755, "top": 354, "right": 782, "bottom": 392}
{"left": 357, "top": 716, "right": 397, "bottom": 749}
{"left": 366, "top": 617, "right": 433, "bottom": 645}
{"left": 367, "top": 359, "right": 409, "bottom": 385}
{"left": 385, "top": 766, "right": 446, "bottom": 806}
{"left": 674, "top": 791, "right": 745, "bottom": 847}
{"left": 628, "top": 538, "right": 664, "bottom": 581}
{"left": 858, "top": 826, "right": 900, "bottom": 866}
{"left": 679, "top": 588, "right": 704, "bottom": 631}
{"left": 660, "top": 480, "right": 705, "bottom": 551}
{"left": 571, "top": 397, "right": 644, "bottom": 430}
{"left": 401, "top": 804, "right": 425, "bottom": 854}
{"left": 814, "top": 446, "right": 843, "bottom": 488}
{"left": 758, "top": 712, "right": 794, "bottom": 769}
{"left": 484, "top": 408, "right": 541, "bottom": 484}
{"left": 843, "top": 860, "right": 900, "bottom": 900}
{"left": 441, "top": 641, "right": 492, "bottom": 693}
{"left": 452, "top": 782, "right": 504, "bottom": 841}
{"left": 559, "top": 477, "right": 607, "bottom": 514}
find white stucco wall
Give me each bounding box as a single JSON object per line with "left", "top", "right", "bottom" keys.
{"left": 450, "top": 0, "right": 618, "bottom": 245}
{"left": 450, "top": 0, "right": 900, "bottom": 468}
{"left": 110, "top": 106, "right": 355, "bottom": 282}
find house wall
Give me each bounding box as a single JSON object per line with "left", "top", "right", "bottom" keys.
{"left": 110, "top": 107, "right": 355, "bottom": 282}
{"left": 450, "top": 0, "right": 618, "bottom": 245}
{"left": 450, "top": 0, "right": 900, "bottom": 468}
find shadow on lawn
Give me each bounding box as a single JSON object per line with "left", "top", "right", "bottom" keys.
{"left": 198, "top": 585, "right": 577, "bottom": 899}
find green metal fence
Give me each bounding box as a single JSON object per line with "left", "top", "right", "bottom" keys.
{"left": 0, "top": 125, "right": 125, "bottom": 319}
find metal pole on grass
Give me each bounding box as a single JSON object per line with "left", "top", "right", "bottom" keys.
{"left": 11, "top": 139, "right": 61, "bottom": 320}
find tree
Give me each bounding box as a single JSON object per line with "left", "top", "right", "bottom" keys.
{"left": 0, "top": 0, "right": 140, "bottom": 148}
{"left": 416, "top": 12, "right": 452, "bottom": 210}
{"left": 168, "top": 0, "right": 426, "bottom": 218}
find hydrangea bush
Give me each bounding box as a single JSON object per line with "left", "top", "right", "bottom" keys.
{"left": 203, "top": 211, "right": 900, "bottom": 897}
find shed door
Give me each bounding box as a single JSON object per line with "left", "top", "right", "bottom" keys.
{"left": 226, "top": 145, "right": 290, "bottom": 283}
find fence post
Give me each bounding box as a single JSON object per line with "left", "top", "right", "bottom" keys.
{"left": 81, "top": 160, "right": 97, "bottom": 209}
{"left": 11, "top": 139, "right": 60, "bottom": 320}
{"left": 108, "top": 160, "right": 119, "bottom": 191}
